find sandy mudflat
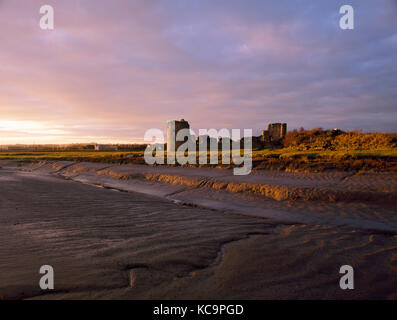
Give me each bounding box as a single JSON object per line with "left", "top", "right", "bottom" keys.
{"left": 0, "top": 160, "right": 396, "bottom": 299}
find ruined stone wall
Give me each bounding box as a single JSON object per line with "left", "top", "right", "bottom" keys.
{"left": 167, "top": 119, "right": 190, "bottom": 153}
{"left": 267, "top": 123, "right": 287, "bottom": 141}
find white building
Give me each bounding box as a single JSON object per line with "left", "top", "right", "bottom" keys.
{"left": 94, "top": 144, "right": 118, "bottom": 151}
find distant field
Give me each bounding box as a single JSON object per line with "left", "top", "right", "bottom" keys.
{"left": 1, "top": 148, "right": 396, "bottom": 172}
{"left": 2, "top": 129, "right": 396, "bottom": 172}
{"left": 253, "top": 148, "right": 397, "bottom": 159}
{"left": 250, "top": 148, "right": 397, "bottom": 172}
{"left": 0, "top": 151, "right": 143, "bottom": 161}
{"left": 0, "top": 148, "right": 396, "bottom": 159}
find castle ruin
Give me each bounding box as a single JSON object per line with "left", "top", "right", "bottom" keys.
{"left": 166, "top": 120, "right": 287, "bottom": 151}
{"left": 166, "top": 119, "right": 190, "bottom": 154}
{"left": 260, "top": 123, "right": 287, "bottom": 144}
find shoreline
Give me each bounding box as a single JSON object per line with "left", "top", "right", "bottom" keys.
{"left": 3, "top": 159, "right": 397, "bottom": 232}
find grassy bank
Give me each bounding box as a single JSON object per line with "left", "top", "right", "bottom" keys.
{"left": 251, "top": 149, "right": 396, "bottom": 172}
{"left": 1, "top": 130, "right": 396, "bottom": 172}
{"left": 1, "top": 148, "right": 396, "bottom": 173}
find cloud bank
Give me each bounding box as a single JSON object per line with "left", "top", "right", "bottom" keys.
{"left": 0, "top": 0, "right": 396, "bottom": 143}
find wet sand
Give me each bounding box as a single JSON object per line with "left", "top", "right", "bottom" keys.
{"left": 0, "top": 161, "right": 396, "bottom": 299}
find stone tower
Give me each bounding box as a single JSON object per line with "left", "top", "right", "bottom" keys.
{"left": 267, "top": 123, "right": 287, "bottom": 141}
{"left": 167, "top": 119, "right": 190, "bottom": 154}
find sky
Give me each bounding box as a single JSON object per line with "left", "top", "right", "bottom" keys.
{"left": 0, "top": 0, "right": 396, "bottom": 144}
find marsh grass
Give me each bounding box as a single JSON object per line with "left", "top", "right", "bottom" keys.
{"left": 1, "top": 130, "right": 396, "bottom": 172}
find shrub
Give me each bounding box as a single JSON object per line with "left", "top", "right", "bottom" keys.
{"left": 284, "top": 128, "right": 396, "bottom": 151}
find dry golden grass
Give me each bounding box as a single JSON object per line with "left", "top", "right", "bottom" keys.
{"left": 1, "top": 130, "right": 396, "bottom": 172}
{"left": 284, "top": 128, "right": 396, "bottom": 151}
